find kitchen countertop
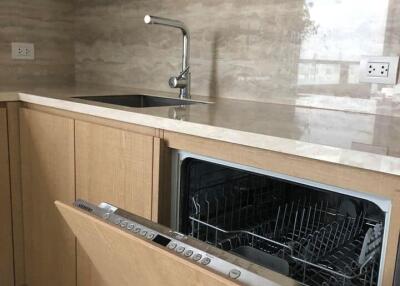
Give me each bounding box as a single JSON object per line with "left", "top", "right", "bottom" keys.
{"left": 1, "top": 83, "right": 400, "bottom": 176}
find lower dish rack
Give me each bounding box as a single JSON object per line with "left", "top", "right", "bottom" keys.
{"left": 186, "top": 174, "right": 383, "bottom": 286}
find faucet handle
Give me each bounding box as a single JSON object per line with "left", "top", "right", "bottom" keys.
{"left": 169, "top": 66, "right": 190, "bottom": 88}
{"left": 169, "top": 76, "right": 187, "bottom": 88}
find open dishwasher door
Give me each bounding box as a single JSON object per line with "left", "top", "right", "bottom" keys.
{"left": 55, "top": 200, "right": 298, "bottom": 286}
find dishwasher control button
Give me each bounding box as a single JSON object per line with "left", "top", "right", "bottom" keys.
{"left": 229, "top": 269, "right": 241, "bottom": 279}
{"left": 176, "top": 246, "right": 185, "bottom": 253}
{"left": 120, "top": 221, "right": 128, "bottom": 228}
{"left": 114, "top": 218, "right": 122, "bottom": 225}
{"left": 133, "top": 227, "right": 141, "bottom": 233}
{"left": 167, "top": 242, "right": 177, "bottom": 250}
{"left": 102, "top": 213, "right": 110, "bottom": 220}
{"left": 192, "top": 254, "right": 202, "bottom": 261}
{"left": 140, "top": 230, "right": 148, "bottom": 236}
{"left": 183, "top": 250, "right": 193, "bottom": 257}
{"left": 127, "top": 223, "right": 135, "bottom": 230}
{"left": 146, "top": 233, "right": 155, "bottom": 240}
{"left": 200, "top": 257, "right": 211, "bottom": 265}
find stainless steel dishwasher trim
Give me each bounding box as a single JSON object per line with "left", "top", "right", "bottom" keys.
{"left": 170, "top": 149, "right": 183, "bottom": 231}
{"left": 170, "top": 149, "right": 392, "bottom": 286}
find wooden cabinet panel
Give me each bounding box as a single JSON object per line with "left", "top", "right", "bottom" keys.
{"left": 0, "top": 107, "right": 14, "bottom": 286}
{"left": 56, "top": 201, "right": 239, "bottom": 286}
{"left": 75, "top": 120, "right": 156, "bottom": 286}
{"left": 20, "top": 108, "right": 76, "bottom": 286}
{"left": 6, "top": 102, "right": 25, "bottom": 286}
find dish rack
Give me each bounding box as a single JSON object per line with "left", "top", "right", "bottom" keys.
{"left": 186, "top": 173, "right": 383, "bottom": 286}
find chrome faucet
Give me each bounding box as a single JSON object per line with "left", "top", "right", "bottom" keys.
{"left": 144, "top": 15, "right": 191, "bottom": 99}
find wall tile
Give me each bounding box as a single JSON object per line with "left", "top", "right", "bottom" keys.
{"left": 74, "top": 0, "right": 400, "bottom": 103}
{"left": 0, "top": 0, "right": 75, "bottom": 85}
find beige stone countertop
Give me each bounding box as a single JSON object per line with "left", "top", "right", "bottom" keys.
{"left": 1, "top": 83, "right": 400, "bottom": 176}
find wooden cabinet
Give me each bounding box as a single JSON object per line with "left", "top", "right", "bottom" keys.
{"left": 20, "top": 108, "right": 76, "bottom": 286}
{"left": 0, "top": 106, "right": 14, "bottom": 286}
{"left": 75, "top": 120, "right": 155, "bottom": 218}
{"left": 17, "top": 105, "right": 163, "bottom": 286}
{"left": 75, "top": 120, "right": 160, "bottom": 286}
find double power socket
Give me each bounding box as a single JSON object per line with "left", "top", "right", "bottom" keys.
{"left": 11, "top": 42, "right": 35, "bottom": 60}
{"left": 359, "top": 56, "right": 399, "bottom": 84}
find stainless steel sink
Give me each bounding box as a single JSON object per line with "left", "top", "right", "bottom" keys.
{"left": 74, "top": 94, "right": 205, "bottom": 108}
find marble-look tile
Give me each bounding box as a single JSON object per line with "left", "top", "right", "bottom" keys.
{"left": 4, "top": 0, "right": 400, "bottom": 116}
{"left": 0, "top": 0, "right": 75, "bottom": 85}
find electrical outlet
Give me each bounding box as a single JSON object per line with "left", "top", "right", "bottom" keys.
{"left": 11, "top": 42, "right": 35, "bottom": 60}
{"left": 359, "top": 56, "right": 399, "bottom": 84}
{"left": 367, "top": 62, "right": 389, "bottom": 77}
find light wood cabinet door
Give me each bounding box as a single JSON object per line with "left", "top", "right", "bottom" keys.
{"left": 0, "top": 107, "right": 14, "bottom": 286}
{"left": 75, "top": 120, "right": 157, "bottom": 286}
{"left": 20, "top": 108, "right": 76, "bottom": 286}
{"left": 56, "top": 201, "right": 241, "bottom": 286}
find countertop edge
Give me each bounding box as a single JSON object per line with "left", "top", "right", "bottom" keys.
{"left": 10, "top": 91, "right": 399, "bottom": 177}
{"left": 0, "top": 91, "right": 20, "bottom": 102}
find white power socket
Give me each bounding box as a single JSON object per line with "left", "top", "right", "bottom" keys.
{"left": 11, "top": 42, "right": 35, "bottom": 60}
{"left": 359, "top": 56, "right": 399, "bottom": 84}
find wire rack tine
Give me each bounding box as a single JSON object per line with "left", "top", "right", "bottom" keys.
{"left": 187, "top": 171, "right": 382, "bottom": 286}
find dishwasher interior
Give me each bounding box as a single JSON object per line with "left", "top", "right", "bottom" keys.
{"left": 172, "top": 153, "right": 390, "bottom": 286}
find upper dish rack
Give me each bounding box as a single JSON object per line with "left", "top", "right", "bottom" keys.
{"left": 187, "top": 173, "right": 383, "bottom": 286}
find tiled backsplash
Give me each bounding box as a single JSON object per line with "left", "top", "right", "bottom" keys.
{"left": 74, "top": 0, "right": 400, "bottom": 102}
{"left": 0, "top": 0, "right": 75, "bottom": 86}
{"left": 2, "top": 0, "right": 400, "bottom": 104}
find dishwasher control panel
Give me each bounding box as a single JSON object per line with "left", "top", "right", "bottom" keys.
{"left": 74, "top": 199, "right": 278, "bottom": 286}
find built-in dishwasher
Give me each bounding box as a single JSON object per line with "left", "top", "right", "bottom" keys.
{"left": 170, "top": 151, "right": 391, "bottom": 286}
{"left": 62, "top": 150, "right": 393, "bottom": 286}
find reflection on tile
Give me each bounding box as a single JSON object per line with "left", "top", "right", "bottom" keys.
{"left": 300, "top": 0, "right": 389, "bottom": 62}
{"left": 297, "top": 63, "right": 341, "bottom": 85}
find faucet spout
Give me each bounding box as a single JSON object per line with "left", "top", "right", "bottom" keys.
{"left": 144, "top": 15, "right": 191, "bottom": 99}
